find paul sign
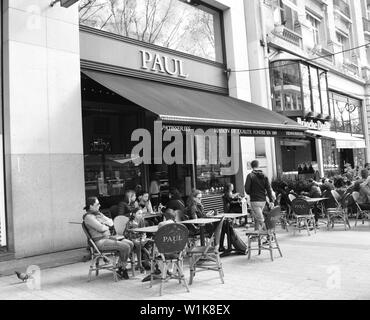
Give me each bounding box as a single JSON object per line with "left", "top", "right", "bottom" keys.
{"left": 140, "top": 50, "right": 189, "bottom": 78}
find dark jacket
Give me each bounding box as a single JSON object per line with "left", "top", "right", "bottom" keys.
{"left": 245, "top": 170, "right": 273, "bottom": 202}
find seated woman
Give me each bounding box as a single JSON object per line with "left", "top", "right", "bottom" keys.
{"left": 125, "top": 207, "right": 150, "bottom": 270}
{"left": 118, "top": 190, "right": 138, "bottom": 218}
{"left": 166, "top": 188, "right": 186, "bottom": 215}
{"left": 185, "top": 189, "right": 232, "bottom": 251}
{"left": 83, "top": 197, "right": 134, "bottom": 280}
{"left": 136, "top": 191, "right": 154, "bottom": 214}
{"left": 223, "top": 183, "right": 242, "bottom": 213}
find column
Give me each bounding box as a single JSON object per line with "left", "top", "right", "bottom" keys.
{"left": 3, "top": 1, "right": 85, "bottom": 257}
{"left": 315, "top": 138, "right": 325, "bottom": 177}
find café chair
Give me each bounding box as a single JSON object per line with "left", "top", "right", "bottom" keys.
{"left": 150, "top": 223, "right": 190, "bottom": 296}
{"left": 245, "top": 206, "right": 283, "bottom": 261}
{"left": 291, "top": 198, "right": 316, "bottom": 236}
{"left": 188, "top": 217, "right": 225, "bottom": 285}
{"left": 81, "top": 222, "right": 120, "bottom": 282}
{"left": 287, "top": 194, "right": 296, "bottom": 220}
{"left": 328, "top": 190, "right": 351, "bottom": 230}
{"left": 352, "top": 191, "right": 370, "bottom": 227}
{"left": 113, "top": 216, "right": 129, "bottom": 236}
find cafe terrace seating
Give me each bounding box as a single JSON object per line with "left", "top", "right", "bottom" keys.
{"left": 352, "top": 191, "right": 370, "bottom": 227}
{"left": 245, "top": 206, "right": 283, "bottom": 261}
{"left": 291, "top": 198, "right": 316, "bottom": 236}
{"left": 188, "top": 217, "right": 225, "bottom": 285}
{"left": 149, "top": 223, "right": 190, "bottom": 296}
{"left": 328, "top": 190, "right": 351, "bottom": 230}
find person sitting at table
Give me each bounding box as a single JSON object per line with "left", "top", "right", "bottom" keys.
{"left": 136, "top": 190, "right": 154, "bottom": 214}
{"left": 158, "top": 208, "right": 176, "bottom": 228}
{"left": 223, "top": 183, "right": 242, "bottom": 213}
{"left": 166, "top": 188, "right": 186, "bottom": 215}
{"left": 308, "top": 180, "right": 322, "bottom": 226}
{"left": 185, "top": 189, "right": 232, "bottom": 250}
{"left": 118, "top": 190, "right": 139, "bottom": 217}
{"left": 83, "top": 196, "right": 134, "bottom": 280}
{"left": 357, "top": 176, "right": 370, "bottom": 210}
{"left": 125, "top": 207, "right": 151, "bottom": 270}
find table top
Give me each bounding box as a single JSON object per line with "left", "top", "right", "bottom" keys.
{"left": 304, "top": 197, "right": 329, "bottom": 203}
{"left": 132, "top": 226, "right": 159, "bottom": 233}
{"left": 214, "top": 213, "right": 249, "bottom": 219}
{"left": 181, "top": 218, "right": 221, "bottom": 224}
{"left": 142, "top": 212, "right": 162, "bottom": 219}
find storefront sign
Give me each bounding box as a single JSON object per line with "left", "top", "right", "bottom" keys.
{"left": 296, "top": 117, "right": 330, "bottom": 131}
{"left": 140, "top": 50, "right": 189, "bottom": 78}
{"left": 162, "top": 124, "right": 304, "bottom": 137}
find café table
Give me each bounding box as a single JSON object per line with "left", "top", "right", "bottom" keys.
{"left": 181, "top": 218, "right": 221, "bottom": 246}
{"left": 213, "top": 213, "right": 249, "bottom": 257}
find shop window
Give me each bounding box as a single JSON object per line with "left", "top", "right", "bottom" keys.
{"left": 255, "top": 137, "right": 266, "bottom": 158}
{"left": 270, "top": 59, "right": 329, "bottom": 117}
{"left": 79, "top": 0, "right": 223, "bottom": 63}
{"left": 330, "top": 92, "right": 363, "bottom": 135}
{"left": 195, "top": 134, "right": 233, "bottom": 193}
{"left": 309, "top": 66, "right": 321, "bottom": 115}
{"left": 301, "top": 64, "right": 311, "bottom": 113}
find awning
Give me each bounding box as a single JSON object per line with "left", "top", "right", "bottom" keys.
{"left": 82, "top": 70, "right": 306, "bottom": 137}
{"left": 306, "top": 130, "right": 366, "bottom": 149}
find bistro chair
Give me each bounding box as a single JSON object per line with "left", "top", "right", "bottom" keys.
{"left": 113, "top": 216, "right": 129, "bottom": 236}
{"left": 327, "top": 190, "right": 351, "bottom": 230}
{"left": 150, "top": 223, "right": 190, "bottom": 296}
{"left": 81, "top": 222, "right": 121, "bottom": 282}
{"left": 188, "top": 217, "right": 225, "bottom": 285}
{"left": 291, "top": 198, "right": 316, "bottom": 236}
{"left": 352, "top": 191, "right": 370, "bottom": 227}
{"left": 245, "top": 206, "right": 283, "bottom": 261}
{"left": 275, "top": 194, "right": 289, "bottom": 232}
{"left": 287, "top": 194, "right": 296, "bottom": 220}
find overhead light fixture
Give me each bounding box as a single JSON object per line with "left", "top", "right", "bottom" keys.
{"left": 50, "top": 0, "right": 79, "bottom": 8}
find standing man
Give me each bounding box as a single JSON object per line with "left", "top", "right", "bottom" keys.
{"left": 245, "top": 160, "right": 275, "bottom": 230}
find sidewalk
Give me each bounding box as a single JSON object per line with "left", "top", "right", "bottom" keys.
{"left": 1, "top": 221, "right": 370, "bottom": 300}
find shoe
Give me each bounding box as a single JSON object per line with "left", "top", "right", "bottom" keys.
{"left": 219, "top": 246, "right": 226, "bottom": 252}
{"left": 117, "top": 268, "right": 129, "bottom": 280}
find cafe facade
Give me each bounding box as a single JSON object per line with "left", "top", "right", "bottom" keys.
{"left": 0, "top": 0, "right": 306, "bottom": 258}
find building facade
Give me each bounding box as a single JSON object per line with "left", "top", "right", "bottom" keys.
{"left": 246, "top": 0, "right": 370, "bottom": 179}
{"left": 2, "top": 0, "right": 368, "bottom": 259}
{"left": 0, "top": 0, "right": 306, "bottom": 258}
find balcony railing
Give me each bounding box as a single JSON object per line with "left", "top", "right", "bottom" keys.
{"left": 363, "top": 17, "right": 370, "bottom": 33}
{"left": 333, "top": 0, "right": 351, "bottom": 19}
{"left": 272, "top": 26, "right": 302, "bottom": 48}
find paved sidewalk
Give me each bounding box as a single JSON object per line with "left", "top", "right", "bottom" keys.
{"left": 1, "top": 221, "right": 370, "bottom": 300}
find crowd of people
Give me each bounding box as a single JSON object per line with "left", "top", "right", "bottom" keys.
{"left": 274, "top": 163, "right": 370, "bottom": 224}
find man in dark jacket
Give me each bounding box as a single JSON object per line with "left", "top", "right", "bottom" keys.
{"left": 245, "top": 160, "right": 275, "bottom": 230}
